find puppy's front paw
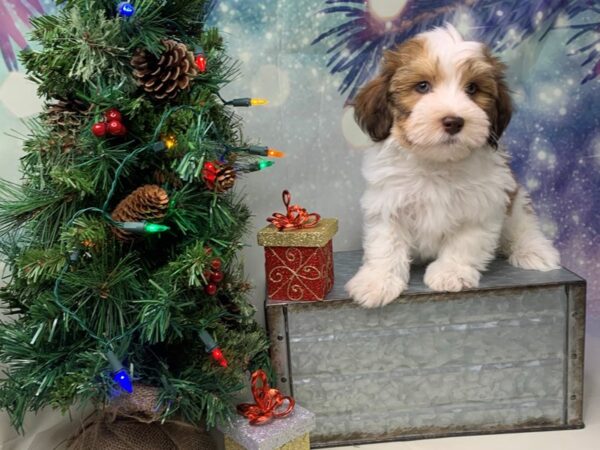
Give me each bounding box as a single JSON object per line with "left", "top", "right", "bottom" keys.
{"left": 345, "top": 266, "right": 406, "bottom": 308}
{"left": 509, "top": 241, "right": 560, "bottom": 272}
{"left": 424, "top": 260, "right": 480, "bottom": 292}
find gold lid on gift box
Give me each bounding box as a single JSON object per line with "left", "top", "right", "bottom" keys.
{"left": 257, "top": 218, "right": 338, "bottom": 247}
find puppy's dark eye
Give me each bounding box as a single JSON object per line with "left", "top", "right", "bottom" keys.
{"left": 415, "top": 81, "right": 431, "bottom": 94}
{"left": 465, "top": 82, "right": 478, "bottom": 95}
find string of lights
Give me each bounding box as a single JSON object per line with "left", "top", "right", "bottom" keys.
{"left": 50, "top": 94, "right": 280, "bottom": 394}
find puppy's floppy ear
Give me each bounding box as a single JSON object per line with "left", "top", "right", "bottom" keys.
{"left": 487, "top": 57, "right": 512, "bottom": 148}
{"left": 353, "top": 68, "right": 393, "bottom": 142}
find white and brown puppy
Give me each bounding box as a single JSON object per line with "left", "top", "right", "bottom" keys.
{"left": 346, "top": 25, "right": 560, "bottom": 308}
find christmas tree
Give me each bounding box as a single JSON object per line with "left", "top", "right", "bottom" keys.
{"left": 0, "top": 0, "right": 277, "bottom": 433}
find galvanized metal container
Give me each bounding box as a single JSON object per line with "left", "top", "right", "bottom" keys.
{"left": 266, "top": 251, "right": 586, "bottom": 447}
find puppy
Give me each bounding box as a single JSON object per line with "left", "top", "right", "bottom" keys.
{"left": 346, "top": 25, "right": 560, "bottom": 308}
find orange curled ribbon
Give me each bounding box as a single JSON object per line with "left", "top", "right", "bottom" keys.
{"left": 267, "top": 190, "right": 320, "bottom": 231}
{"left": 236, "top": 370, "right": 295, "bottom": 426}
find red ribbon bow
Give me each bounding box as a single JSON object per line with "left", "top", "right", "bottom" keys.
{"left": 236, "top": 370, "right": 295, "bottom": 426}
{"left": 267, "top": 190, "right": 320, "bottom": 231}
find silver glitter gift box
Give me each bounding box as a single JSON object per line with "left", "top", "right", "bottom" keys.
{"left": 266, "top": 250, "right": 586, "bottom": 447}
{"left": 218, "top": 405, "right": 316, "bottom": 450}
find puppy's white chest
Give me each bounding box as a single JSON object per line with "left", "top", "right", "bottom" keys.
{"left": 362, "top": 145, "right": 513, "bottom": 259}
{"left": 401, "top": 175, "right": 465, "bottom": 224}
{"left": 399, "top": 170, "right": 472, "bottom": 235}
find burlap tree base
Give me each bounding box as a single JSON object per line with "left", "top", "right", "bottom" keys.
{"left": 67, "top": 417, "right": 215, "bottom": 450}
{"left": 67, "top": 385, "right": 215, "bottom": 450}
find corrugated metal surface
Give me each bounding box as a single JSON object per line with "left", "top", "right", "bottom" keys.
{"left": 266, "top": 251, "right": 586, "bottom": 447}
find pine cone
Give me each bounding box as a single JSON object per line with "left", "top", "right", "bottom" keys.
{"left": 47, "top": 132, "right": 77, "bottom": 154}
{"left": 111, "top": 185, "right": 169, "bottom": 241}
{"left": 214, "top": 165, "right": 236, "bottom": 193}
{"left": 43, "top": 97, "right": 91, "bottom": 153}
{"left": 131, "top": 40, "right": 198, "bottom": 100}
{"left": 43, "top": 97, "right": 91, "bottom": 128}
{"left": 153, "top": 169, "right": 183, "bottom": 188}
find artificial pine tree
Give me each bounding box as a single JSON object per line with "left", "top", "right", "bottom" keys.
{"left": 0, "top": 0, "right": 278, "bottom": 438}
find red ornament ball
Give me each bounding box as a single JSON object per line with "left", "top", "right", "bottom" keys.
{"left": 91, "top": 122, "right": 107, "bottom": 137}
{"left": 210, "top": 270, "right": 224, "bottom": 283}
{"left": 195, "top": 54, "right": 207, "bottom": 73}
{"left": 105, "top": 108, "right": 122, "bottom": 122}
{"left": 210, "top": 258, "right": 222, "bottom": 271}
{"left": 107, "top": 120, "right": 125, "bottom": 136}
{"left": 205, "top": 283, "right": 218, "bottom": 296}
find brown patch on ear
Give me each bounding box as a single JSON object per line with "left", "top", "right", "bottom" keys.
{"left": 353, "top": 38, "right": 426, "bottom": 142}
{"left": 484, "top": 50, "right": 512, "bottom": 148}
{"left": 353, "top": 74, "right": 393, "bottom": 142}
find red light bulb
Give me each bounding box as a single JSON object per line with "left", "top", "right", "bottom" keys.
{"left": 202, "top": 162, "right": 218, "bottom": 184}
{"left": 195, "top": 54, "right": 207, "bottom": 73}
{"left": 211, "top": 347, "right": 228, "bottom": 367}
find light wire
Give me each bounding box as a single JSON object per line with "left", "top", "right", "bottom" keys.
{"left": 51, "top": 105, "right": 208, "bottom": 347}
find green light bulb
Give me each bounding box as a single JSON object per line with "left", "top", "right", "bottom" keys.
{"left": 144, "top": 223, "right": 170, "bottom": 234}
{"left": 257, "top": 160, "right": 275, "bottom": 170}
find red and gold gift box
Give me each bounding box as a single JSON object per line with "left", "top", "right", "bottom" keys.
{"left": 258, "top": 219, "right": 338, "bottom": 301}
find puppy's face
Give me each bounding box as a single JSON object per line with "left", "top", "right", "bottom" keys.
{"left": 354, "top": 25, "right": 512, "bottom": 162}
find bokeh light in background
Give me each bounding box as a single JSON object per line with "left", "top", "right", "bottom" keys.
{"left": 0, "top": 72, "right": 42, "bottom": 118}
{"left": 341, "top": 107, "right": 371, "bottom": 149}
{"left": 368, "top": 0, "right": 407, "bottom": 20}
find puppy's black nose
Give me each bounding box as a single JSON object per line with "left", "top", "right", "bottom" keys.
{"left": 442, "top": 116, "right": 464, "bottom": 135}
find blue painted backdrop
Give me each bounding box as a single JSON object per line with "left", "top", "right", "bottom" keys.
{"left": 306, "top": 0, "right": 600, "bottom": 323}
{"left": 0, "top": 0, "right": 598, "bottom": 328}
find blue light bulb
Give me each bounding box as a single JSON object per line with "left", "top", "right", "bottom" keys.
{"left": 117, "top": 2, "right": 135, "bottom": 17}
{"left": 112, "top": 369, "right": 133, "bottom": 393}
